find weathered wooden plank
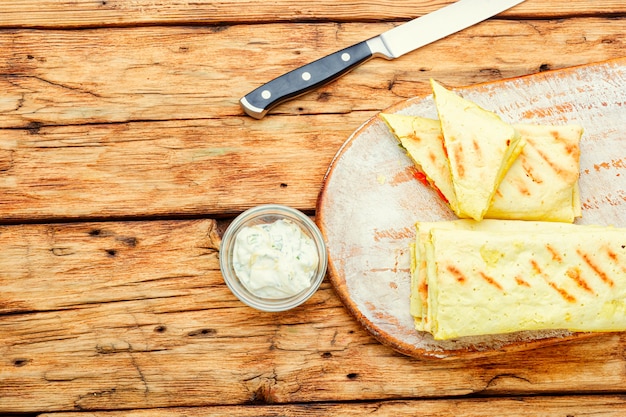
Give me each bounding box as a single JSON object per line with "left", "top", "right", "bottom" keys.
{"left": 0, "top": 0, "right": 624, "bottom": 28}
{"left": 0, "top": 220, "right": 222, "bottom": 313}
{"left": 0, "top": 20, "right": 623, "bottom": 220}
{"left": 1, "top": 291, "right": 625, "bottom": 411}
{"left": 0, "top": 19, "right": 623, "bottom": 128}
{"left": 2, "top": 220, "right": 626, "bottom": 413}
{"left": 0, "top": 115, "right": 355, "bottom": 221}
{"left": 36, "top": 396, "right": 626, "bottom": 417}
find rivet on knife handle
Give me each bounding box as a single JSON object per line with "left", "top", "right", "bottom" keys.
{"left": 240, "top": 41, "right": 375, "bottom": 119}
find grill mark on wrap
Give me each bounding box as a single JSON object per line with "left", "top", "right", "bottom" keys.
{"left": 607, "top": 249, "right": 618, "bottom": 261}
{"left": 530, "top": 259, "right": 543, "bottom": 275}
{"left": 528, "top": 138, "right": 571, "bottom": 180}
{"left": 446, "top": 265, "right": 466, "bottom": 284}
{"left": 520, "top": 144, "right": 544, "bottom": 185}
{"left": 531, "top": 259, "right": 577, "bottom": 303}
{"left": 605, "top": 246, "right": 621, "bottom": 268}
{"left": 546, "top": 244, "right": 563, "bottom": 263}
{"left": 418, "top": 265, "right": 429, "bottom": 300}
{"left": 565, "top": 267, "right": 594, "bottom": 294}
{"left": 510, "top": 175, "right": 531, "bottom": 197}
{"left": 452, "top": 142, "right": 465, "bottom": 179}
{"left": 478, "top": 272, "right": 503, "bottom": 291}
{"left": 551, "top": 129, "right": 580, "bottom": 157}
{"left": 428, "top": 150, "right": 438, "bottom": 165}
{"left": 548, "top": 282, "right": 577, "bottom": 303}
{"left": 536, "top": 149, "right": 565, "bottom": 177}
{"left": 603, "top": 246, "right": 626, "bottom": 274}
{"left": 408, "top": 132, "right": 422, "bottom": 144}
{"left": 472, "top": 139, "right": 482, "bottom": 158}
{"left": 577, "top": 249, "right": 615, "bottom": 287}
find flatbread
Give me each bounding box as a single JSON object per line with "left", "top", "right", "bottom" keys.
{"left": 379, "top": 113, "right": 457, "bottom": 212}
{"left": 489, "top": 123, "right": 582, "bottom": 221}
{"left": 380, "top": 114, "right": 582, "bottom": 222}
{"left": 431, "top": 79, "right": 525, "bottom": 221}
{"left": 414, "top": 219, "right": 626, "bottom": 340}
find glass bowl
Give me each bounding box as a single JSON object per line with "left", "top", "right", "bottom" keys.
{"left": 219, "top": 204, "right": 328, "bottom": 312}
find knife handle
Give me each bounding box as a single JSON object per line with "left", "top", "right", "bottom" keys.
{"left": 240, "top": 41, "right": 374, "bottom": 119}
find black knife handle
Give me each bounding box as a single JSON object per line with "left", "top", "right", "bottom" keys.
{"left": 240, "top": 41, "right": 374, "bottom": 119}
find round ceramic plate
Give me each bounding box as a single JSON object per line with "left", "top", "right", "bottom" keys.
{"left": 317, "top": 58, "right": 626, "bottom": 359}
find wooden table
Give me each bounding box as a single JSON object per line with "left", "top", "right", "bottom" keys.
{"left": 1, "top": 1, "right": 625, "bottom": 415}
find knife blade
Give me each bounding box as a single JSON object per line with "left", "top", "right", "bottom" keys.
{"left": 240, "top": 0, "right": 526, "bottom": 119}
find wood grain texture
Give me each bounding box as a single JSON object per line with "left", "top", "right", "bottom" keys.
{"left": 0, "top": 19, "right": 623, "bottom": 128}
{"left": 2, "top": 220, "right": 626, "bottom": 413}
{"left": 0, "top": 19, "right": 623, "bottom": 221}
{"left": 0, "top": 0, "right": 624, "bottom": 415}
{"left": 35, "top": 396, "right": 626, "bottom": 417}
{"left": 0, "top": 116, "right": 351, "bottom": 221}
{"left": 0, "top": 0, "right": 624, "bottom": 28}
{"left": 6, "top": 0, "right": 459, "bottom": 28}
{"left": 0, "top": 220, "right": 221, "bottom": 313}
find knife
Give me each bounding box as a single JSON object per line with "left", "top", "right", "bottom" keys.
{"left": 240, "top": 0, "right": 526, "bottom": 119}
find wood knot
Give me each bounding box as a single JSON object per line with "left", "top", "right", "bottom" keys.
{"left": 116, "top": 236, "right": 138, "bottom": 247}
{"left": 249, "top": 377, "right": 276, "bottom": 404}
{"left": 187, "top": 328, "right": 217, "bottom": 338}
{"left": 13, "top": 358, "right": 31, "bottom": 367}
{"left": 26, "top": 121, "right": 43, "bottom": 135}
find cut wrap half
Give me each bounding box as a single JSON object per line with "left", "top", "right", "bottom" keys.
{"left": 380, "top": 114, "right": 582, "bottom": 222}
{"left": 430, "top": 79, "right": 525, "bottom": 221}
{"left": 412, "top": 219, "right": 626, "bottom": 340}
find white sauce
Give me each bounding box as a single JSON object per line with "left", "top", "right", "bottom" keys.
{"left": 232, "top": 219, "right": 319, "bottom": 299}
